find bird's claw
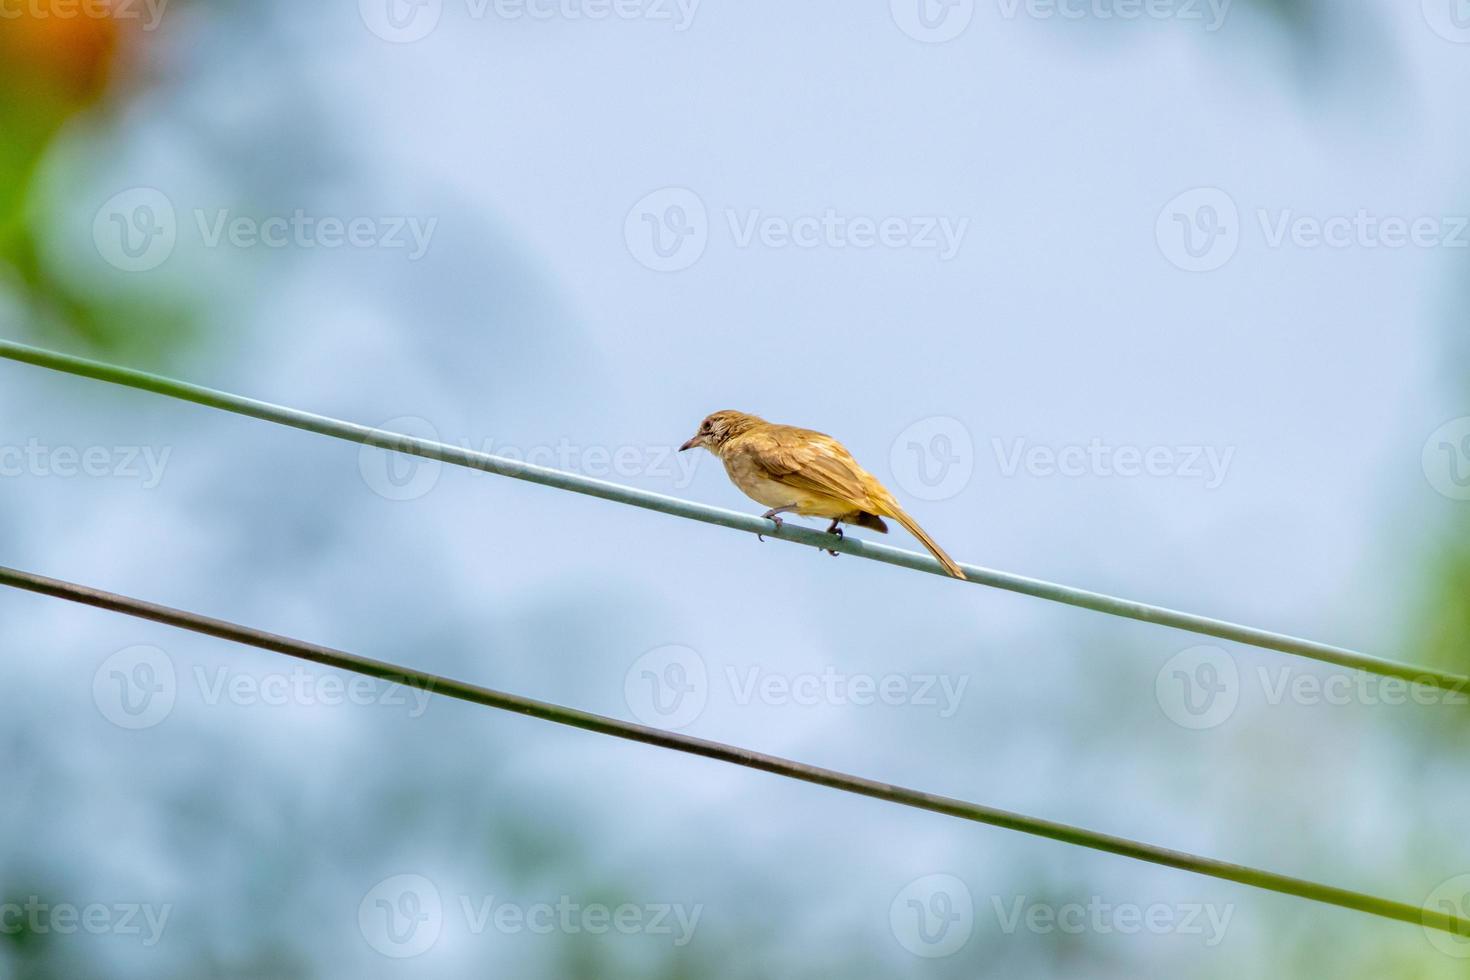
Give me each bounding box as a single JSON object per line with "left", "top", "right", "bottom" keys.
{"left": 757, "top": 514, "right": 784, "bottom": 542}
{"left": 825, "top": 523, "right": 843, "bottom": 557}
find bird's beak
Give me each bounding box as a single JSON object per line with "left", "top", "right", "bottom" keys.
{"left": 679, "top": 435, "right": 699, "bottom": 452}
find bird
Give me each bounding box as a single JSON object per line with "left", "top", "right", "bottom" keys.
{"left": 679, "top": 410, "right": 967, "bottom": 579}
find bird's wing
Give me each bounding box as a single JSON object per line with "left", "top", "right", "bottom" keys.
{"left": 738, "top": 426, "right": 886, "bottom": 511}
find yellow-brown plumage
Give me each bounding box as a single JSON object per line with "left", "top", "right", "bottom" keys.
{"left": 680, "top": 410, "right": 966, "bottom": 579}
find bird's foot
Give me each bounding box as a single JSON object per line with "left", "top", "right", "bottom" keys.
{"left": 758, "top": 510, "right": 786, "bottom": 542}
{"left": 824, "top": 521, "right": 843, "bottom": 557}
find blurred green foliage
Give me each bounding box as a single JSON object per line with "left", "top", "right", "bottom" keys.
{"left": 0, "top": 2, "right": 193, "bottom": 358}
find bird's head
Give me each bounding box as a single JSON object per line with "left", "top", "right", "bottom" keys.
{"left": 680, "top": 410, "right": 763, "bottom": 456}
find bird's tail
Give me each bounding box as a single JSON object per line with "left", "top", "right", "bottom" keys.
{"left": 887, "top": 508, "right": 966, "bottom": 580}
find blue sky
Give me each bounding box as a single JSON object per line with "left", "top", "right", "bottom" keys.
{"left": 3, "top": 0, "right": 1470, "bottom": 975}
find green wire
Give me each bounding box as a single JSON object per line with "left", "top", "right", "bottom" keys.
{"left": 2, "top": 337, "right": 1464, "bottom": 693}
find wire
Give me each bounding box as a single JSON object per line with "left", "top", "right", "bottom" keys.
{"left": 0, "top": 563, "right": 1463, "bottom": 937}
{"left": 2, "top": 338, "right": 1463, "bottom": 694}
